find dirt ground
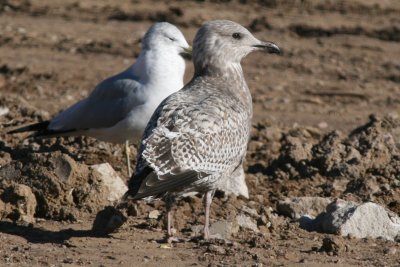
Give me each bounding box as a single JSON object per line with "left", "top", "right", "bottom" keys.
{"left": 0, "top": 0, "right": 400, "bottom": 266}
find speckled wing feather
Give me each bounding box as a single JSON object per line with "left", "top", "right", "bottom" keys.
{"left": 128, "top": 77, "right": 251, "bottom": 199}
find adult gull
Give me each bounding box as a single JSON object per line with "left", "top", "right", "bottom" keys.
{"left": 8, "top": 22, "right": 191, "bottom": 176}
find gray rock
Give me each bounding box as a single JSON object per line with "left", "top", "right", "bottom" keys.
{"left": 90, "top": 163, "right": 128, "bottom": 203}
{"left": 210, "top": 220, "right": 238, "bottom": 239}
{"left": 237, "top": 213, "right": 259, "bottom": 232}
{"left": 190, "top": 225, "right": 203, "bottom": 236}
{"left": 240, "top": 206, "right": 259, "bottom": 218}
{"left": 313, "top": 199, "right": 400, "bottom": 241}
{"left": 53, "top": 154, "right": 75, "bottom": 183}
{"left": 191, "top": 220, "right": 239, "bottom": 239}
{"left": 277, "top": 197, "right": 332, "bottom": 220}
{"left": 207, "top": 244, "right": 226, "bottom": 255}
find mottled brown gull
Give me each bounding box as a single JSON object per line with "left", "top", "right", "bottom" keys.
{"left": 7, "top": 22, "right": 191, "bottom": 176}
{"left": 124, "top": 20, "right": 280, "bottom": 241}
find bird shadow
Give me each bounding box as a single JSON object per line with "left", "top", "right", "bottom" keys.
{"left": 0, "top": 221, "right": 109, "bottom": 245}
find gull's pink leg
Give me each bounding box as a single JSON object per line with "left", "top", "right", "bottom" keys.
{"left": 165, "top": 196, "right": 179, "bottom": 244}
{"left": 167, "top": 205, "right": 173, "bottom": 238}
{"left": 203, "top": 191, "right": 213, "bottom": 240}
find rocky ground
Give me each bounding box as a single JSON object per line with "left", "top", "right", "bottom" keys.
{"left": 0, "top": 0, "right": 400, "bottom": 266}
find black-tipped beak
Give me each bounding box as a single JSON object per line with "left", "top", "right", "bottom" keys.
{"left": 179, "top": 45, "right": 192, "bottom": 60}
{"left": 253, "top": 41, "right": 281, "bottom": 55}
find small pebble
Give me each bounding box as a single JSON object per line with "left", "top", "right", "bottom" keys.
{"left": 148, "top": 210, "right": 161, "bottom": 219}
{"left": 207, "top": 244, "right": 226, "bottom": 255}
{"left": 384, "top": 247, "right": 396, "bottom": 255}
{"left": 317, "top": 121, "right": 328, "bottom": 129}
{"left": 0, "top": 106, "right": 9, "bottom": 116}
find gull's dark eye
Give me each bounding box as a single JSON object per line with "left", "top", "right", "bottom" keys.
{"left": 168, "top": 37, "right": 176, "bottom": 42}
{"left": 232, "top": 33, "right": 242, "bottom": 40}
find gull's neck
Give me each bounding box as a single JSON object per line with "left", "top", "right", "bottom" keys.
{"left": 195, "top": 57, "right": 243, "bottom": 79}
{"left": 195, "top": 60, "right": 252, "bottom": 115}
{"left": 195, "top": 59, "right": 247, "bottom": 90}
{"left": 129, "top": 47, "right": 185, "bottom": 91}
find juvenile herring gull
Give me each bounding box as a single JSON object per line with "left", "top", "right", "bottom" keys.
{"left": 8, "top": 22, "right": 191, "bottom": 176}
{"left": 125, "top": 20, "right": 280, "bottom": 241}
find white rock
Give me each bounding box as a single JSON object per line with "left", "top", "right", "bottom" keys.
{"left": 0, "top": 106, "right": 9, "bottom": 117}
{"left": 90, "top": 163, "right": 127, "bottom": 203}
{"left": 320, "top": 200, "right": 400, "bottom": 241}
{"left": 237, "top": 213, "right": 259, "bottom": 232}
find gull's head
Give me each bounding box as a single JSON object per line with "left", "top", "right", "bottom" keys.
{"left": 142, "top": 22, "right": 191, "bottom": 58}
{"left": 193, "top": 20, "right": 280, "bottom": 73}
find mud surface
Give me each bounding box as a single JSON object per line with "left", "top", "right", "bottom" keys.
{"left": 1, "top": 0, "right": 400, "bottom": 266}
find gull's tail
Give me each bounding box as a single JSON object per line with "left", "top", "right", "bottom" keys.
{"left": 7, "top": 121, "right": 75, "bottom": 138}
{"left": 7, "top": 121, "right": 50, "bottom": 134}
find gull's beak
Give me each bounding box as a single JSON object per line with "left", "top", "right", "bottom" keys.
{"left": 183, "top": 45, "right": 192, "bottom": 54}
{"left": 252, "top": 41, "right": 281, "bottom": 55}
{"left": 180, "top": 45, "right": 192, "bottom": 60}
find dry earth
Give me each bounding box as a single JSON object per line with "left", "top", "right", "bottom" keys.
{"left": 0, "top": 0, "right": 400, "bottom": 266}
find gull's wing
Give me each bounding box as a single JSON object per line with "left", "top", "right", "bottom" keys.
{"left": 49, "top": 73, "right": 145, "bottom": 131}
{"left": 128, "top": 84, "right": 250, "bottom": 199}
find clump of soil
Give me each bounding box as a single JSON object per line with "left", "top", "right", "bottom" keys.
{"left": 0, "top": 150, "right": 121, "bottom": 221}
{"left": 246, "top": 114, "right": 400, "bottom": 212}
{"left": 0, "top": 181, "right": 37, "bottom": 224}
